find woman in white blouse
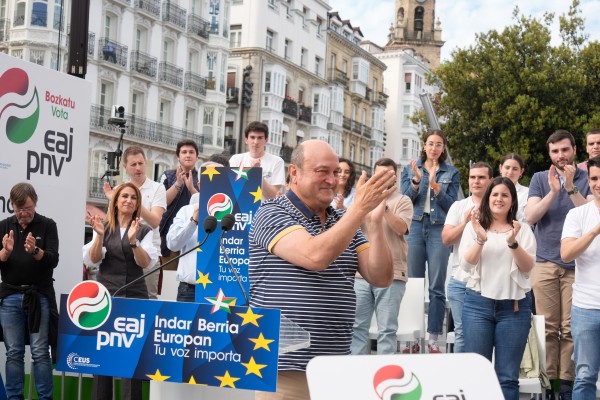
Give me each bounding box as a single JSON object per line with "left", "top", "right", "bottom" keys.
{"left": 459, "top": 176, "right": 536, "bottom": 400}
{"left": 499, "top": 153, "right": 529, "bottom": 222}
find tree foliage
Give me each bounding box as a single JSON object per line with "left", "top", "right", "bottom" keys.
{"left": 432, "top": 0, "right": 600, "bottom": 187}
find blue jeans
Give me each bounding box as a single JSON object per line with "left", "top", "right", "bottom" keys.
{"left": 572, "top": 305, "right": 600, "bottom": 400}
{"left": 407, "top": 216, "right": 450, "bottom": 335}
{"left": 447, "top": 277, "right": 467, "bottom": 353}
{"left": 177, "top": 282, "right": 195, "bottom": 302}
{"left": 0, "top": 292, "right": 53, "bottom": 400}
{"left": 463, "top": 289, "right": 532, "bottom": 400}
{"left": 351, "top": 278, "right": 406, "bottom": 355}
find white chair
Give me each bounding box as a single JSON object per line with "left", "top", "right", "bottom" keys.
{"left": 519, "top": 315, "right": 546, "bottom": 398}
{"left": 368, "top": 277, "right": 425, "bottom": 353}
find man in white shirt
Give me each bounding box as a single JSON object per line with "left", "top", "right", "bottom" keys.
{"left": 103, "top": 146, "right": 166, "bottom": 298}
{"left": 229, "top": 121, "right": 285, "bottom": 200}
{"left": 441, "top": 162, "right": 493, "bottom": 353}
{"left": 561, "top": 155, "right": 600, "bottom": 399}
{"left": 166, "top": 161, "right": 224, "bottom": 302}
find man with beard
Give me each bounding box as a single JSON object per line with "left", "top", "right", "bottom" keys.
{"left": 525, "top": 129, "right": 593, "bottom": 400}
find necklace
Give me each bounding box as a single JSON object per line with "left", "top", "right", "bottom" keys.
{"left": 490, "top": 225, "right": 512, "bottom": 233}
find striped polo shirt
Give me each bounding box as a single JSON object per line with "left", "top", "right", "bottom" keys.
{"left": 249, "top": 190, "right": 369, "bottom": 371}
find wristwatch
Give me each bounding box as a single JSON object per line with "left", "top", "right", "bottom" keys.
{"left": 411, "top": 178, "right": 420, "bottom": 185}
{"left": 190, "top": 216, "right": 198, "bottom": 225}
{"left": 567, "top": 186, "right": 579, "bottom": 196}
{"left": 508, "top": 241, "right": 519, "bottom": 249}
{"left": 33, "top": 246, "right": 40, "bottom": 255}
{"left": 130, "top": 240, "right": 140, "bottom": 248}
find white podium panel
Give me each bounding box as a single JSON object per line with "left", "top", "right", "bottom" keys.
{"left": 307, "top": 353, "right": 503, "bottom": 399}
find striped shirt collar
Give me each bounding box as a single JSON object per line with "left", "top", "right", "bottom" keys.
{"left": 285, "top": 189, "right": 335, "bottom": 221}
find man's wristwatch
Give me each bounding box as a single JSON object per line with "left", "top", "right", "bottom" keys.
{"left": 411, "top": 178, "right": 420, "bottom": 185}
{"left": 190, "top": 216, "right": 198, "bottom": 225}
{"left": 567, "top": 186, "right": 579, "bottom": 196}
{"left": 33, "top": 246, "right": 40, "bottom": 255}
{"left": 508, "top": 241, "right": 519, "bottom": 249}
{"left": 130, "top": 240, "right": 140, "bottom": 248}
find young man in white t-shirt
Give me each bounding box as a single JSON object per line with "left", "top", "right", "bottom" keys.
{"left": 229, "top": 121, "right": 285, "bottom": 200}
{"left": 561, "top": 155, "right": 600, "bottom": 399}
{"left": 103, "top": 146, "right": 167, "bottom": 298}
{"left": 441, "top": 162, "right": 493, "bottom": 353}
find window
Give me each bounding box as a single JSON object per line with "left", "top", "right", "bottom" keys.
{"left": 352, "top": 58, "right": 369, "bottom": 84}
{"left": 266, "top": 29, "right": 274, "bottom": 52}
{"left": 405, "top": 73, "right": 412, "bottom": 92}
{"left": 203, "top": 107, "right": 214, "bottom": 144}
{"left": 53, "top": 0, "right": 63, "bottom": 30}
{"left": 360, "top": 147, "right": 365, "bottom": 165}
{"left": 29, "top": 49, "right": 44, "bottom": 65}
{"left": 403, "top": 105, "right": 411, "bottom": 126}
{"left": 163, "top": 39, "right": 175, "bottom": 63}
{"left": 185, "top": 108, "right": 196, "bottom": 132}
{"left": 264, "top": 71, "right": 271, "bottom": 93}
{"left": 301, "top": 7, "right": 307, "bottom": 28}
{"left": 349, "top": 144, "right": 355, "bottom": 161}
{"left": 300, "top": 48, "right": 306, "bottom": 68}
{"left": 31, "top": 0, "right": 47, "bottom": 27}
{"left": 135, "top": 27, "right": 148, "bottom": 52}
{"left": 316, "top": 17, "right": 323, "bottom": 37}
{"left": 313, "top": 94, "right": 319, "bottom": 113}
{"left": 230, "top": 25, "right": 241, "bottom": 48}
{"left": 99, "top": 81, "right": 114, "bottom": 109}
{"left": 217, "top": 110, "right": 224, "bottom": 146}
{"left": 315, "top": 56, "right": 321, "bottom": 76}
{"left": 14, "top": 1, "right": 25, "bottom": 26}
{"left": 188, "top": 49, "right": 199, "bottom": 72}
{"left": 91, "top": 151, "right": 109, "bottom": 178}
{"left": 104, "top": 14, "right": 116, "bottom": 40}
{"left": 268, "top": 0, "right": 276, "bottom": 9}
{"left": 159, "top": 100, "right": 171, "bottom": 125}
{"left": 284, "top": 39, "right": 291, "bottom": 59}
{"left": 209, "top": 0, "right": 220, "bottom": 34}
{"left": 402, "top": 139, "right": 408, "bottom": 158}
{"left": 154, "top": 163, "right": 168, "bottom": 181}
{"left": 342, "top": 59, "right": 348, "bottom": 75}
{"left": 298, "top": 88, "right": 304, "bottom": 104}
{"left": 131, "top": 91, "right": 144, "bottom": 118}
{"left": 50, "top": 52, "right": 58, "bottom": 70}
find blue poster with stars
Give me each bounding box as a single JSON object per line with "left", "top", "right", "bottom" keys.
{"left": 194, "top": 165, "right": 262, "bottom": 305}
{"left": 56, "top": 281, "right": 280, "bottom": 391}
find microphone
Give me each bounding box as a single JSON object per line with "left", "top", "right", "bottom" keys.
{"left": 112, "top": 215, "right": 218, "bottom": 298}
{"left": 218, "top": 213, "right": 250, "bottom": 305}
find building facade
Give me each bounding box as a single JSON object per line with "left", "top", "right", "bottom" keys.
{"left": 0, "top": 0, "right": 230, "bottom": 209}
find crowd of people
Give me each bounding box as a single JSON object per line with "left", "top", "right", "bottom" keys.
{"left": 2, "top": 123, "right": 600, "bottom": 400}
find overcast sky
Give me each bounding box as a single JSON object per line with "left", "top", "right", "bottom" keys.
{"left": 327, "top": 0, "right": 600, "bottom": 62}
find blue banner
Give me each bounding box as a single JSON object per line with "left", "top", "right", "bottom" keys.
{"left": 56, "top": 282, "right": 280, "bottom": 391}
{"left": 195, "top": 166, "right": 262, "bottom": 305}
{"left": 0, "top": 372, "right": 6, "bottom": 400}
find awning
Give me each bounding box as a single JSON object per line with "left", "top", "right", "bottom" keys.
{"left": 296, "top": 130, "right": 305, "bottom": 138}
{"left": 86, "top": 203, "right": 106, "bottom": 224}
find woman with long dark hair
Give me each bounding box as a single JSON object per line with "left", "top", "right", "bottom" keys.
{"left": 499, "top": 153, "right": 528, "bottom": 222}
{"left": 459, "top": 177, "right": 536, "bottom": 400}
{"left": 83, "top": 182, "right": 158, "bottom": 400}
{"left": 331, "top": 158, "right": 357, "bottom": 210}
{"left": 400, "top": 129, "right": 460, "bottom": 352}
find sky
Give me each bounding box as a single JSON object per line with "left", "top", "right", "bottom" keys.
{"left": 327, "top": 0, "right": 600, "bottom": 62}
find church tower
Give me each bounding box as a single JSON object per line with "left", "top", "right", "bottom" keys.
{"left": 385, "top": 0, "right": 444, "bottom": 68}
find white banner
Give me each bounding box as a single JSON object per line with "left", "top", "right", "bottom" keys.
{"left": 0, "top": 53, "right": 90, "bottom": 298}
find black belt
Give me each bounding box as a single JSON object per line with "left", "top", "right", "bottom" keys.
{"left": 179, "top": 282, "right": 195, "bottom": 288}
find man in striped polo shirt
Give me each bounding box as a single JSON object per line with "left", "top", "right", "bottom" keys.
{"left": 249, "top": 140, "right": 397, "bottom": 399}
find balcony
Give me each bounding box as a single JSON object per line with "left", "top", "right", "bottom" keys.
{"left": 298, "top": 105, "right": 311, "bottom": 123}
{"left": 130, "top": 50, "right": 157, "bottom": 78}
{"left": 187, "top": 14, "right": 210, "bottom": 40}
{"left": 280, "top": 145, "right": 293, "bottom": 163}
{"left": 328, "top": 68, "right": 348, "bottom": 87}
{"left": 158, "top": 61, "right": 183, "bottom": 87}
{"left": 184, "top": 72, "right": 207, "bottom": 97}
{"left": 90, "top": 104, "right": 203, "bottom": 151}
{"left": 134, "top": 0, "right": 160, "bottom": 19}
{"left": 226, "top": 87, "right": 239, "bottom": 103}
{"left": 88, "top": 177, "right": 108, "bottom": 200}
{"left": 376, "top": 91, "right": 388, "bottom": 106}
{"left": 282, "top": 98, "right": 298, "bottom": 117}
{"left": 98, "top": 37, "right": 128, "bottom": 68}
{"left": 162, "top": 2, "right": 186, "bottom": 30}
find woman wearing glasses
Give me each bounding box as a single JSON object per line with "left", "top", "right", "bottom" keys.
{"left": 400, "top": 129, "right": 460, "bottom": 353}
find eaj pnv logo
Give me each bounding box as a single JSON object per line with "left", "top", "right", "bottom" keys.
{"left": 373, "top": 364, "right": 423, "bottom": 400}
{"left": 0, "top": 67, "right": 40, "bottom": 144}
{"left": 207, "top": 193, "right": 233, "bottom": 221}
{"left": 67, "top": 281, "right": 112, "bottom": 330}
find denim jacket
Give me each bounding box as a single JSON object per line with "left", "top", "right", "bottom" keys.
{"left": 400, "top": 159, "right": 460, "bottom": 224}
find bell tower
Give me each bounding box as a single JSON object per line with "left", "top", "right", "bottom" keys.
{"left": 386, "top": 0, "right": 444, "bottom": 68}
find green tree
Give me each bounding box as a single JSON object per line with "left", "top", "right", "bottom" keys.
{"left": 432, "top": 0, "right": 600, "bottom": 187}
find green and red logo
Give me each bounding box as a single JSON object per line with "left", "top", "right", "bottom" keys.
{"left": 67, "top": 281, "right": 112, "bottom": 330}
{"left": 207, "top": 193, "right": 233, "bottom": 221}
{"left": 0, "top": 68, "right": 40, "bottom": 144}
{"left": 373, "top": 364, "right": 422, "bottom": 400}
